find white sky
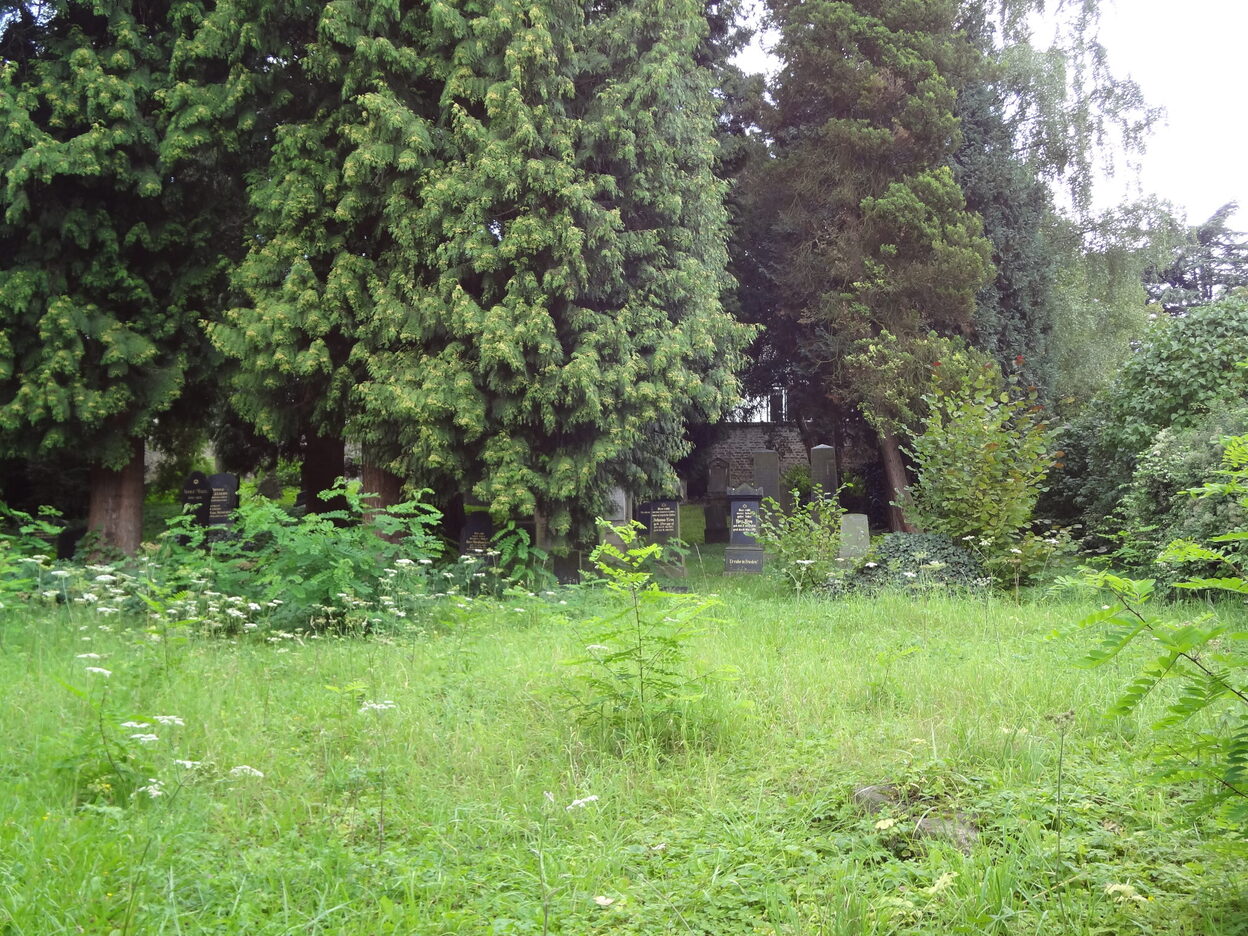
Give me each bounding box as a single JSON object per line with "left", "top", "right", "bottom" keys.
{"left": 733, "top": 0, "right": 1248, "bottom": 228}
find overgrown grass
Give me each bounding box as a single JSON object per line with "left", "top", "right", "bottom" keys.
{"left": 2, "top": 574, "right": 1246, "bottom": 934}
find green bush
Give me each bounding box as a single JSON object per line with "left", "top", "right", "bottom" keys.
{"left": 907, "top": 359, "right": 1057, "bottom": 582}
{"left": 160, "top": 479, "right": 443, "bottom": 630}
{"left": 1113, "top": 404, "right": 1248, "bottom": 582}
{"left": 1059, "top": 432, "right": 1248, "bottom": 821}
{"left": 848, "top": 533, "right": 987, "bottom": 593}
{"left": 755, "top": 486, "right": 845, "bottom": 593}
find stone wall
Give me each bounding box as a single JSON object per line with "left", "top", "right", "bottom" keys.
{"left": 702, "top": 424, "right": 809, "bottom": 488}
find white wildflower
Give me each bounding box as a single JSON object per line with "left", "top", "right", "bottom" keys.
{"left": 593, "top": 896, "right": 615, "bottom": 908}
{"left": 121, "top": 721, "right": 152, "bottom": 729}
{"left": 418, "top": 558, "right": 433, "bottom": 565}
{"left": 76, "top": 653, "right": 102, "bottom": 659}
{"left": 173, "top": 760, "right": 202, "bottom": 770}
{"left": 130, "top": 733, "right": 160, "bottom": 744}
{"left": 902, "top": 571, "right": 917, "bottom": 578}
{"left": 94, "top": 574, "right": 117, "bottom": 583}
{"left": 134, "top": 779, "right": 165, "bottom": 799}
{"left": 359, "top": 700, "right": 398, "bottom": 713}
{"left": 566, "top": 795, "right": 600, "bottom": 810}
{"left": 84, "top": 667, "right": 111, "bottom": 677}
{"left": 50, "top": 569, "right": 71, "bottom": 578}
{"left": 228, "top": 765, "right": 264, "bottom": 778}
{"left": 394, "top": 558, "right": 415, "bottom": 566}
{"left": 154, "top": 715, "right": 184, "bottom": 726}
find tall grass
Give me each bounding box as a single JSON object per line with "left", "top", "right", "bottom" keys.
{"left": 2, "top": 578, "right": 1245, "bottom": 934}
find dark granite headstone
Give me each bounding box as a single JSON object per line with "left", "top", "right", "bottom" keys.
{"left": 180, "top": 471, "right": 212, "bottom": 527}
{"left": 460, "top": 509, "right": 495, "bottom": 555}
{"left": 205, "top": 473, "right": 240, "bottom": 527}
{"left": 704, "top": 459, "right": 730, "bottom": 544}
{"left": 636, "top": 499, "right": 680, "bottom": 543}
{"left": 753, "top": 450, "right": 780, "bottom": 505}
{"left": 810, "top": 444, "right": 838, "bottom": 502}
{"left": 725, "top": 484, "right": 764, "bottom": 574}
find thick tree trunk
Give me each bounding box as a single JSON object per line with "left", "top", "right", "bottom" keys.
{"left": 87, "top": 439, "right": 145, "bottom": 555}
{"left": 879, "top": 429, "right": 917, "bottom": 534}
{"left": 362, "top": 462, "right": 404, "bottom": 542}
{"left": 301, "top": 434, "right": 346, "bottom": 515}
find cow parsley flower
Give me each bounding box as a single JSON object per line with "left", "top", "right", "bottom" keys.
{"left": 229, "top": 765, "right": 264, "bottom": 778}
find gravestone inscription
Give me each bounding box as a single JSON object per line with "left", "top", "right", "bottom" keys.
{"left": 460, "top": 510, "right": 495, "bottom": 555}
{"left": 180, "top": 471, "right": 212, "bottom": 527}
{"left": 725, "top": 484, "right": 765, "bottom": 574}
{"left": 636, "top": 499, "right": 679, "bottom": 543}
{"left": 206, "top": 473, "right": 240, "bottom": 528}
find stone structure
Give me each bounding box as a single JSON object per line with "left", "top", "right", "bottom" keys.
{"left": 724, "top": 484, "right": 765, "bottom": 574}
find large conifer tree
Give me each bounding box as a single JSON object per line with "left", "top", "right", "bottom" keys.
{"left": 756, "top": 0, "right": 991, "bottom": 528}
{"left": 0, "top": 0, "right": 224, "bottom": 552}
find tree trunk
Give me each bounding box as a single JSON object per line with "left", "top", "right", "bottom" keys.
{"left": 879, "top": 429, "right": 917, "bottom": 533}
{"left": 301, "top": 434, "right": 346, "bottom": 515}
{"left": 362, "top": 462, "right": 404, "bottom": 542}
{"left": 87, "top": 439, "right": 145, "bottom": 555}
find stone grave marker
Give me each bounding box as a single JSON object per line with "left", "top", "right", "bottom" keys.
{"left": 460, "top": 505, "right": 495, "bottom": 556}
{"left": 704, "top": 459, "right": 730, "bottom": 544}
{"left": 753, "top": 450, "right": 781, "bottom": 506}
{"left": 204, "top": 473, "right": 239, "bottom": 541}
{"left": 724, "top": 484, "right": 765, "bottom": 574}
{"left": 180, "top": 471, "right": 212, "bottom": 527}
{"left": 838, "top": 513, "right": 871, "bottom": 565}
{"left": 810, "top": 444, "right": 838, "bottom": 501}
{"left": 637, "top": 497, "right": 685, "bottom": 578}
{"left": 636, "top": 498, "right": 680, "bottom": 543}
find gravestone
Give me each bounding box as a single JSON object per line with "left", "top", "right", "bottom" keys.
{"left": 636, "top": 498, "right": 680, "bottom": 544}
{"left": 600, "top": 486, "right": 632, "bottom": 546}
{"left": 724, "top": 484, "right": 765, "bottom": 574}
{"left": 256, "top": 474, "right": 283, "bottom": 500}
{"left": 810, "top": 444, "right": 838, "bottom": 501}
{"left": 206, "top": 473, "right": 239, "bottom": 525}
{"left": 203, "top": 473, "right": 239, "bottom": 542}
{"left": 460, "top": 506, "right": 495, "bottom": 556}
{"left": 838, "top": 513, "right": 871, "bottom": 564}
{"left": 753, "top": 450, "right": 781, "bottom": 505}
{"left": 704, "top": 459, "right": 730, "bottom": 544}
{"left": 637, "top": 497, "right": 685, "bottom": 579}
{"left": 180, "top": 471, "right": 212, "bottom": 527}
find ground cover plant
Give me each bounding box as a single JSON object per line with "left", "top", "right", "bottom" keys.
{"left": 3, "top": 546, "right": 1247, "bottom": 935}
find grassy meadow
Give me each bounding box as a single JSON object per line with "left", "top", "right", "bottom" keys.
{"left": 2, "top": 556, "right": 1247, "bottom": 935}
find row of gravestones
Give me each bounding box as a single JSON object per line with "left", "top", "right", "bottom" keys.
{"left": 180, "top": 466, "right": 870, "bottom": 580}
{"left": 720, "top": 485, "right": 871, "bottom": 575}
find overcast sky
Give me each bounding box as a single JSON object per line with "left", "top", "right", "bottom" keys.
{"left": 734, "top": 0, "right": 1247, "bottom": 228}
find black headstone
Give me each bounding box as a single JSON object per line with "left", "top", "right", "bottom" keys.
{"left": 636, "top": 499, "right": 680, "bottom": 544}
{"left": 725, "top": 484, "right": 765, "bottom": 574}
{"left": 205, "top": 473, "right": 240, "bottom": 527}
{"left": 460, "top": 509, "right": 495, "bottom": 555}
{"left": 180, "top": 471, "right": 212, "bottom": 525}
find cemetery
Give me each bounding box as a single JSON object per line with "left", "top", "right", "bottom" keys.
{"left": 3, "top": 0, "right": 1248, "bottom": 931}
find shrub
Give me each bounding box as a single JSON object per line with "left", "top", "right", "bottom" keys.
{"left": 849, "top": 533, "right": 987, "bottom": 593}
{"left": 906, "top": 358, "right": 1057, "bottom": 582}
{"left": 562, "top": 522, "right": 731, "bottom": 751}
{"left": 1058, "top": 430, "right": 1248, "bottom": 823}
{"left": 160, "top": 479, "right": 443, "bottom": 630}
{"left": 1113, "top": 404, "right": 1248, "bottom": 582}
{"left": 755, "top": 486, "right": 845, "bottom": 593}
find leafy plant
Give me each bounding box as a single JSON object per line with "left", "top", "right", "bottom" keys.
{"left": 159, "top": 479, "right": 443, "bottom": 630}
{"left": 490, "top": 522, "right": 555, "bottom": 594}
{"left": 850, "top": 533, "right": 988, "bottom": 594}
{"left": 1056, "top": 431, "right": 1248, "bottom": 821}
{"left": 562, "top": 521, "right": 730, "bottom": 751}
{"left": 755, "top": 486, "right": 846, "bottom": 593}
{"left": 906, "top": 358, "right": 1057, "bottom": 583}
